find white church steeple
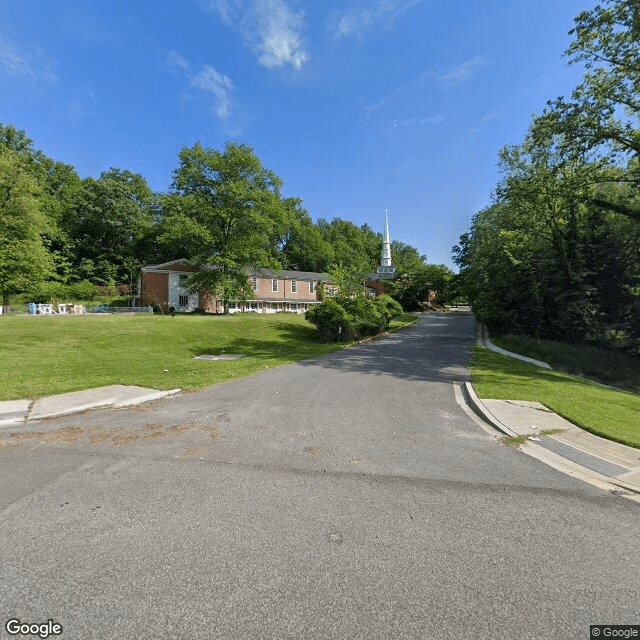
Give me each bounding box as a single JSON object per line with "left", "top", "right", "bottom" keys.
{"left": 377, "top": 209, "right": 396, "bottom": 278}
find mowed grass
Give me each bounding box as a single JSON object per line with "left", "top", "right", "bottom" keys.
{"left": 0, "top": 312, "right": 418, "bottom": 400}
{"left": 470, "top": 345, "right": 640, "bottom": 449}
{"left": 492, "top": 334, "right": 640, "bottom": 394}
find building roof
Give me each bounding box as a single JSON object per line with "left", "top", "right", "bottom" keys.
{"left": 246, "top": 267, "right": 329, "bottom": 281}
{"left": 140, "top": 258, "right": 195, "bottom": 271}
{"left": 365, "top": 272, "right": 396, "bottom": 281}
{"left": 140, "top": 260, "right": 330, "bottom": 282}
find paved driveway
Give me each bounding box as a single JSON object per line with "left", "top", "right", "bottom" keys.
{"left": 1, "top": 313, "right": 638, "bottom": 640}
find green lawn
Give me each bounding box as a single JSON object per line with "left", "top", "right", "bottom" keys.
{"left": 0, "top": 312, "right": 417, "bottom": 400}
{"left": 470, "top": 345, "right": 640, "bottom": 449}
{"left": 492, "top": 334, "right": 640, "bottom": 394}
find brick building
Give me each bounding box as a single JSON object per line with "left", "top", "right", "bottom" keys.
{"left": 135, "top": 260, "right": 332, "bottom": 314}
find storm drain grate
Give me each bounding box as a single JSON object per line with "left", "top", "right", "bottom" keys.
{"left": 535, "top": 436, "right": 630, "bottom": 478}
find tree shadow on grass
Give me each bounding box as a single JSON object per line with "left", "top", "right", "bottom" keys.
{"left": 186, "top": 313, "right": 478, "bottom": 385}
{"left": 186, "top": 317, "right": 340, "bottom": 361}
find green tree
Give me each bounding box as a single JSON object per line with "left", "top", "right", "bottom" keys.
{"left": 66, "top": 168, "right": 155, "bottom": 286}
{"left": 389, "top": 264, "right": 455, "bottom": 311}
{"left": 272, "top": 198, "right": 334, "bottom": 271}
{"left": 390, "top": 240, "right": 427, "bottom": 275}
{"left": 316, "top": 218, "right": 380, "bottom": 274}
{"left": 454, "top": 121, "right": 640, "bottom": 349}
{"left": 0, "top": 147, "right": 53, "bottom": 310}
{"left": 535, "top": 0, "right": 639, "bottom": 195}
{"left": 162, "top": 141, "right": 287, "bottom": 312}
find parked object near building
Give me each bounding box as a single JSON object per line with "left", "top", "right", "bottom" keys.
{"left": 135, "top": 260, "right": 332, "bottom": 314}
{"left": 27, "top": 303, "right": 85, "bottom": 315}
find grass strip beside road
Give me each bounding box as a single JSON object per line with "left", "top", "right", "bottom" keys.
{"left": 470, "top": 346, "right": 640, "bottom": 450}
{"left": 492, "top": 334, "right": 640, "bottom": 394}
{"left": 0, "top": 312, "right": 418, "bottom": 401}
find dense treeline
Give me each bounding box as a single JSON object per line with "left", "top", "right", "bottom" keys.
{"left": 454, "top": 0, "right": 640, "bottom": 355}
{"left": 0, "top": 127, "right": 438, "bottom": 310}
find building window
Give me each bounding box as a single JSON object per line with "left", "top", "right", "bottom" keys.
{"left": 272, "top": 278, "right": 278, "bottom": 292}
{"left": 290, "top": 303, "right": 297, "bottom": 311}
{"left": 291, "top": 279, "right": 297, "bottom": 293}
{"left": 179, "top": 274, "right": 189, "bottom": 288}
{"left": 251, "top": 277, "right": 257, "bottom": 291}
{"left": 178, "top": 294, "right": 189, "bottom": 307}
{"left": 309, "top": 281, "right": 315, "bottom": 294}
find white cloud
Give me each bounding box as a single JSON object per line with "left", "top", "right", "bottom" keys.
{"left": 202, "top": 0, "right": 309, "bottom": 69}
{"left": 166, "top": 50, "right": 191, "bottom": 72}
{"left": 468, "top": 109, "right": 499, "bottom": 135}
{"left": 327, "top": 0, "right": 422, "bottom": 41}
{"left": 165, "top": 51, "right": 234, "bottom": 119}
{"left": 191, "top": 65, "right": 235, "bottom": 118}
{"left": 0, "top": 36, "right": 58, "bottom": 84}
{"left": 433, "top": 54, "right": 491, "bottom": 87}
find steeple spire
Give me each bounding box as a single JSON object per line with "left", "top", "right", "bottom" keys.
{"left": 377, "top": 209, "right": 396, "bottom": 278}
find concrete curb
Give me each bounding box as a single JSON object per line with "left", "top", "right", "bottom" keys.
{"left": 460, "top": 382, "right": 517, "bottom": 437}
{"left": 0, "top": 400, "right": 32, "bottom": 427}
{"left": 477, "top": 324, "right": 551, "bottom": 369}
{"left": 0, "top": 386, "right": 181, "bottom": 426}
{"left": 520, "top": 440, "right": 640, "bottom": 500}
{"left": 457, "top": 382, "right": 640, "bottom": 500}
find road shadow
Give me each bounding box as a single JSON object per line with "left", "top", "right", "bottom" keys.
{"left": 294, "top": 313, "right": 476, "bottom": 383}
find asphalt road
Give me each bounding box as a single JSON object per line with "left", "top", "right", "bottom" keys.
{"left": 1, "top": 313, "right": 638, "bottom": 640}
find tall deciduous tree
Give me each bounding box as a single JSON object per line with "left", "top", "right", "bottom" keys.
{"left": 535, "top": 0, "right": 639, "bottom": 189}
{"left": 0, "top": 147, "right": 53, "bottom": 309}
{"left": 316, "top": 218, "right": 380, "bottom": 275}
{"left": 271, "top": 198, "right": 333, "bottom": 272}
{"left": 66, "top": 168, "right": 155, "bottom": 286}
{"left": 162, "top": 141, "right": 287, "bottom": 311}
{"left": 454, "top": 122, "right": 640, "bottom": 348}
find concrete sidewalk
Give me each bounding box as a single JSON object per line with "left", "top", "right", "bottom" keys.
{"left": 462, "top": 381, "right": 640, "bottom": 499}
{"left": 0, "top": 385, "right": 181, "bottom": 428}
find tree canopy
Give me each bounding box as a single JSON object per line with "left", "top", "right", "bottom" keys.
{"left": 453, "top": 0, "right": 640, "bottom": 354}
{"left": 0, "top": 123, "right": 434, "bottom": 310}
{"left": 0, "top": 146, "right": 53, "bottom": 309}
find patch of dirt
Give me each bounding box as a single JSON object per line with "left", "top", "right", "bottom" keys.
{"left": 206, "top": 425, "right": 220, "bottom": 441}
{"left": 177, "top": 448, "right": 207, "bottom": 459}
{"left": 304, "top": 446, "right": 322, "bottom": 458}
{"left": 1, "top": 419, "right": 220, "bottom": 449}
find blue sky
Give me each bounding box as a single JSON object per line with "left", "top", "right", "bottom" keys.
{"left": 1, "top": 0, "right": 588, "bottom": 269}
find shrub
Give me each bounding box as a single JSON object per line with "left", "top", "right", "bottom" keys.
{"left": 306, "top": 294, "right": 403, "bottom": 342}
{"left": 305, "top": 299, "right": 353, "bottom": 342}
{"left": 374, "top": 294, "right": 403, "bottom": 326}
{"left": 338, "top": 295, "right": 385, "bottom": 336}
{"left": 69, "top": 280, "right": 100, "bottom": 301}
{"left": 27, "top": 281, "right": 67, "bottom": 303}
{"left": 26, "top": 280, "right": 101, "bottom": 303}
